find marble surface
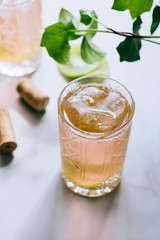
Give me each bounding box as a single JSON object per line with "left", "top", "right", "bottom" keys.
{"left": 0, "top": 0, "right": 160, "bottom": 239}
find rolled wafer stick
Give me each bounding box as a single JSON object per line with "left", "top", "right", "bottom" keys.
{"left": 16, "top": 78, "right": 50, "bottom": 111}
{"left": 0, "top": 109, "right": 17, "bottom": 153}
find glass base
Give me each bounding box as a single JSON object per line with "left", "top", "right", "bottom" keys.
{"left": 0, "top": 51, "right": 41, "bottom": 77}
{"left": 62, "top": 171, "right": 122, "bottom": 197}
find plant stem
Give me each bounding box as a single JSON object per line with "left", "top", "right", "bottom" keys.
{"left": 69, "top": 29, "right": 112, "bottom": 33}
{"left": 89, "top": 16, "right": 111, "bottom": 31}
{"left": 118, "top": 32, "right": 160, "bottom": 39}
{"left": 80, "top": 15, "right": 160, "bottom": 39}
{"left": 68, "top": 29, "right": 160, "bottom": 44}
{"left": 142, "top": 39, "right": 160, "bottom": 45}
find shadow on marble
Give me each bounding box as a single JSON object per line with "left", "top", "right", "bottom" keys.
{"left": 58, "top": 71, "right": 74, "bottom": 83}
{"left": 0, "top": 76, "right": 47, "bottom": 126}
{"left": 0, "top": 153, "right": 13, "bottom": 167}
{"left": 57, "top": 178, "right": 121, "bottom": 240}
{"left": 17, "top": 98, "right": 46, "bottom": 121}
{"left": 15, "top": 174, "right": 121, "bottom": 240}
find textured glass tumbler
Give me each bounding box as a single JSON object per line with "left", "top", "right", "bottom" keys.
{"left": 0, "top": 0, "right": 41, "bottom": 77}
{"left": 58, "top": 76, "right": 135, "bottom": 197}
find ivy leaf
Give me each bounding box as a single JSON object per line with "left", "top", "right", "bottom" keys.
{"left": 41, "top": 22, "right": 70, "bottom": 64}
{"left": 117, "top": 17, "right": 142, "bottom": 62}
{"left": 151, "top": 6, "right": 160, "bottom": 34}
{"left": 67, "top": 21, "right": 82, "bottom": 40}
{"left": 133, "top": 16, "right": 143, "bottom": 34}
{"left": 112, "top": 0, "right": 153, "bottom": 19}
{"left": 59, "top": 8, "right": 81, "bottom": 40}
{"left": 59, "top": 8, "right": 74, "bottom": 25}
{"left": 87, "top": 13, "right": 98, "bottom": 38}
{"left": 79, "top": 9, "right": 98, "bottom": 38}
{"left": 117, "top": 38, "right": 142, "bottom": 62}
{"left": 81, "top": 35, "right": 106, "bottom": 64}
{"left": 80, "top": 9, "right": 98, "bottom": 25}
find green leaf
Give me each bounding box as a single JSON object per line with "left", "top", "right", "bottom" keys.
{"left": 80, "top": 9, "right": 98, "bottom": 25}
{"left": 112, "top": 0, "right": 129, "bottom": 11}
{"left": 79, "top": 9, "right": 98, "bottom": 39}
{"left": 116, "top": 17, "right": 142, "bottom": 62}
{"left": 67, "top": 21, "right": 82, "bottom": 40}
{"left": 59, "top": 8, "right": 81, "bottom": 40}
{"left": 133, "top": 16, "right": 143, "bottom": 34}
{"left": 41, "top": 22, "right": 70, "bottom": 64}
{"left": 80, "top": 9, "right": 92, "bottom": 25}
{"left": 151, "top": 6, "right": 160, "bottom": 34}
{"left": 87, "top": 14, "right": 98, "bottom": 38}
{"left": 81, "top": 36, "right": 106, "bottom": 64}
{"left": 117, "top": 38, "right": 142, "bottom": 62}
{"left": 112, "top": 0, "right": 153, "bottom": 19}
{"left": 59, "top": 8, "right": 74, "bottom": 25}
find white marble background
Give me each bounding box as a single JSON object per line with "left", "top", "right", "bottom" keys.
{"left": 0, "top": 0, "right": 160, "bottom": 239}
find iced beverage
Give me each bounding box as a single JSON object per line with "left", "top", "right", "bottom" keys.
{"left": 58, "top": 76, "right": 135, "bottom": 197}
{"left": 0, "top": 0, "right": 41, "bottom": 76}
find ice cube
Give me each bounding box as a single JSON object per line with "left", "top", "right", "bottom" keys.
{"left": 99, "top": 91, "right": 126, "bottom": 118}
{"left": 77, "top": 85, "right": 108, "bottom": 106}
{"left": 63, "top": 85, "right": 129, "bottom": 133}
{"left": 80, "top": 107, "right": 117, "bottom": 132}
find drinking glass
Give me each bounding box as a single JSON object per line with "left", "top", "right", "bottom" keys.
{"left": 0, "top": 0, "right": 41, "bottom": 77}
{"left": 58, "top": 76, "right": 135, "bottom": 197}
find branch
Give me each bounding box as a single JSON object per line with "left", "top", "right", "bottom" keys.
{"left": 68, "top": 29, "right": 160, "bottom": 45}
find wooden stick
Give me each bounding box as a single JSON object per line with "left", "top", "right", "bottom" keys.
{"left": 0, "top": 109, "right": 17, "bottom": 153}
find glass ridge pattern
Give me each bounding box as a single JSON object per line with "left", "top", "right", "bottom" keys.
{"left": 58, "top": 77, "right": 134, "bottom": 197}
{"left": 59, "top": 117, "right": 132, "bottom": 196}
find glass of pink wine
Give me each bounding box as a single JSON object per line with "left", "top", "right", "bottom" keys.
{"left": 58, "top": 75, "right": 135, "bottom": 197}
{"left": 0, "top": 0, "right": 42, "bottom": 77}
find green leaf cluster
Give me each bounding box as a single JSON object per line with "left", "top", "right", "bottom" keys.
{"left": 41, "top": 3, "right": 160, "bottom": 66}
{"left": 41, "top": 9, "right": 105, "bottom": 64}
{"left": 112, "top": 0, "right": 160, "bottom": 62}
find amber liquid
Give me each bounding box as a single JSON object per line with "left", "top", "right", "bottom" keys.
{"left": 59, "top": 84, "right": 132, "bottom": 187}
{"left": 0, "top": 0, "right": 41, "bottom": 63}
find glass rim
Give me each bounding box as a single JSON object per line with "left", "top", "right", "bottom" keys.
{"left": 58, "top": 75, "right": 135, "bottom": 139}
{"left": 0, "top": 0, "right": 36, "bottom": 7}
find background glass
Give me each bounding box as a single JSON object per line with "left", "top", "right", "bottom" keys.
{"left": 0, "top": 0, "right": 41, "bottom": 77}
{"left": 58, "top": 76, "right": 135, "bottom": 197}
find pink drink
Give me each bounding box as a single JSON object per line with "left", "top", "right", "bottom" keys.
{"left": 0, "top": 0, "right": 41, "bottom": 76}
{"left": 58, "top": 76, "right": 135, "bottom": 197}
